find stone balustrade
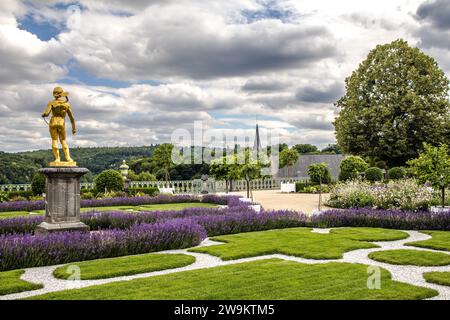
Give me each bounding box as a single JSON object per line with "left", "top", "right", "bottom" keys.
{"left": 1, "top": 177, "right": 311, "bottom": 194}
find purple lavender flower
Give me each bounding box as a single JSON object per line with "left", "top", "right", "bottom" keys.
{"left": 0, "top": 219, "right": 206, "bottom": 271}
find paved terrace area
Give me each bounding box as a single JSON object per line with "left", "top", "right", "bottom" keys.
{"left": 230, "top": 190, "right": 331, "bottom": 214}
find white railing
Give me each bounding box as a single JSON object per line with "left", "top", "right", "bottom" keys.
{"left": 0, "top": 177, "right": 310, "bottom": 194}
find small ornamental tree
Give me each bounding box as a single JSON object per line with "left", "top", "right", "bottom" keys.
{"left": 31, "top": 172, "right": 46, "bottom": 196}
{"left": 94, "top": 170, "right": 124, "bottom": 194}
{"left": 407, "top": 143, "right": 450, "bottom": 208}
{"left": 307, "top": 163, "right": 332, "bottom": 184}
{"left": 339, "top": 156, "right": 368, "bottom": 181}
{"left": 210, "top": 155, "right": 241, "bottom": 193}
{"left": 280, "top": 148, "right": 299, "bottom": 177}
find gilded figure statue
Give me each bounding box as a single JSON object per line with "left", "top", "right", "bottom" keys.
{"left": 42, "top": 87, "right": 77, "bottom": 166}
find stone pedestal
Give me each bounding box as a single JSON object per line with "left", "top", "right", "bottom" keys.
{"left": 36, "top": 167, "right": 90, "bottom": 234}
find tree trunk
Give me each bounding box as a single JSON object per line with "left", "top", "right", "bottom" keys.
{"left": 442, "top": 186, "right": 446, "bottom": 208}
{"left": 246, "top": 179, "right": 250, "bottom": 198}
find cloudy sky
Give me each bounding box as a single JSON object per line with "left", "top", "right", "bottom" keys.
{"left": 0, "top": 0, "right": 449, "bottom": 152}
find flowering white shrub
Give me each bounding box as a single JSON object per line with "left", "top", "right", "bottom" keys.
{"left": 327, "top": 179, "right": 435, "bottom": 211}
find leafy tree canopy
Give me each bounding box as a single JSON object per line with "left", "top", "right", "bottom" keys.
{"left": 293, "top": 144, "right": 319, "bottom": 154}
{"left": 407, "top": 143, "right": 450, "bottom": 207}
{"left": 334, "top": 39, "right": 450, "bottom": 166}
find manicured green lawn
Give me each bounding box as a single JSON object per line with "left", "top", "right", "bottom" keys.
{"left": 406, "top": 231, "right": 450, "bottom": 252}
{"left": 0, "top": 269, "right": 43, "bottom": 296}
{"left": 0, "top": 202, "right": 218, "bottom": 219}
{"left": 190, "top": 227, "right": 409, "bottom": 260}
{"left": 53, "top": 253, "right": 195, "bottom": 280}
{"left": 28, "top": 259, "right": 437, "bottom": 300}
{"left": 135, "top": 202, "right": 218, "bottom": 211}
{"left": 423, "top": 272, "right": 450, "bottom": 286}
{"left": 0, "top": 211, "right": 37, "bottom": 219}
{"left": 369, "top": 249, "right": 450, "bottom": 266}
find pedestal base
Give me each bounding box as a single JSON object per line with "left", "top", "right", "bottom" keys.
{"left": 35, "top": 221, "right": 90, "bottom": 234}
{"left": 49, "top": 160, "right": 77, "bottom": 167}
{"left": 37, "top": 166, "right": 90, "bottom": 234}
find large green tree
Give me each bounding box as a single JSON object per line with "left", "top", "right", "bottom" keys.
{"left": 334, "top": 39, "right": 450, "bottom": 166}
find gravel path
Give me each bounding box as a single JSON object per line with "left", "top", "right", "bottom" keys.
{"left": 3, "top": 229, "right": 450, "bottom": 300}
{"left": 231, "top": 190, "right": 331, "bottom": 214}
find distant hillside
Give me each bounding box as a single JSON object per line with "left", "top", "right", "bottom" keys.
{"left": 0, "top": 146, "right": 155, "bottom": 184}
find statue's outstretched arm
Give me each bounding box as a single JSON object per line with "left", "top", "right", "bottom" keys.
{"left": 42, "top": 102, "right": 52, "bottom": 117}
{"left": 67, "top": 105, "right": 76, "bottom": 135}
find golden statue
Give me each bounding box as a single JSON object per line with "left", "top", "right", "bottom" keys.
{"left": 42, "top": 87, "right": 77, "bottom": 167}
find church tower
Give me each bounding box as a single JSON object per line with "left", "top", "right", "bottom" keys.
{"left": 253, "top": 122, "right": 262, "bottom": 152}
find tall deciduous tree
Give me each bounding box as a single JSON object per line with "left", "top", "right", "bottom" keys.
{"left": 334, "top": 39, "right": 450, "bottom": 166}
{"left": 151, "top": 143, "right": 175, "bottom": 181}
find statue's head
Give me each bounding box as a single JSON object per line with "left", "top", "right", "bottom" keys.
{"left": 53, "top": 86, "right": 69, "bottom": 99}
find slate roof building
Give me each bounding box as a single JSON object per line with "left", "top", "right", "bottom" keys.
{"left": 276, "top": 154, "right": 345, "bottom": 179}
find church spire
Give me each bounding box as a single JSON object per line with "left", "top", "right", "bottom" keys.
{"left": 253, "top": 120, "right": 262, "bottom": 152}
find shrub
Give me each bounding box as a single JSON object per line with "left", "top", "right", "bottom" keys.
{"left": 328, "top": 180, "right": 374, "bottom": 208}
{"left": 375, "top": 160, "right": 387, "bottom": 170}
{"left": 327, "top": 179, "right": 435, "bottom": 211}
{"left": 365, "top": 167, "right": 383, "bottom": 182}
{"left": 7, "top": 190, "right": 33, "bottom": 200}
{"left": 307, "top": 163, "right": 332, "bottom": 184}
{"left": 31, "top": 172, "right": 46, "bottom": 196}
{"left": 0, "top": 192, "right": 8, "bottom": 203}
{"left": 81, "top": 191, "right": 94, "bottom": 200}
{"left": 339, "top": 156, "right": 368, "bottom": 181}
{"left": 94, "top": 170, "right": 124, "bottom": 194}
{"left": 0, "top": 219, "right": 206, "bottom": 272}
{"left": 295, "top": 182, "right": 309, "bottom": 192}
{"left": 387, "top": 167, "right": 406, "bottom": 180}
{"left": 296, "top": 184, "right": 330, "bottom": 193}
{"left": 127, "top": 187, "right": 159, "bottom": 197}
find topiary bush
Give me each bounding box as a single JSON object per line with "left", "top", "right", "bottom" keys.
{"left": 338, "top": 156, "right": 368, "bottom": 181}
{"left": 365, "top": 167, "right": 383, "bottom": 182}
{"left": 94, "top": 170, "right": 124, "bottom": 194}
{"left": 31, "top": 172, "right": 46, "bottom": 196}
{"left": 387, "top": 167, "right": 406, "bottom": 180}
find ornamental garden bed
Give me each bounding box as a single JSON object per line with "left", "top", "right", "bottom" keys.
{"left": 0, "top": 194, "right": 231, "bottom": 213}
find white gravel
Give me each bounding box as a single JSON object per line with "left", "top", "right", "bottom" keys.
{"left": 3, "top": 229, "right": 450, "bottom": 300}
